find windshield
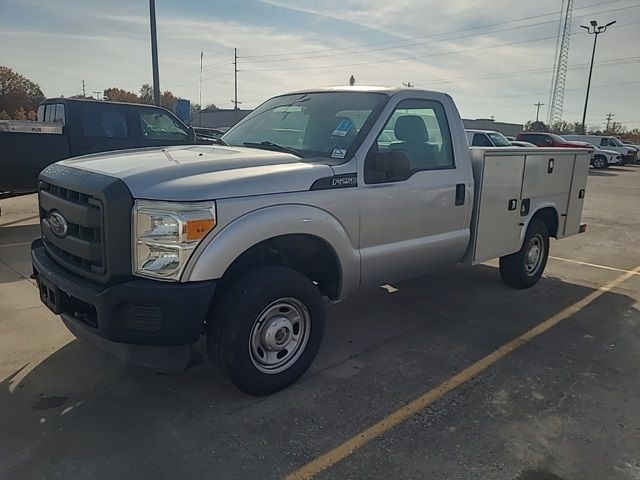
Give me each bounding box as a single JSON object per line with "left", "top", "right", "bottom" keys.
{"left": 612, "top": 137, "right": 625, "bottom": 147}
{"left": 550, "top": 133, "right": 570, "bottom": 144}
{"left": 222, "top": 92, "right": 388, "bottom": 160}
{"left": 488, "top": 132, "right": 511, "bottom": 146}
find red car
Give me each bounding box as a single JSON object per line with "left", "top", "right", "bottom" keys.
{"left": 516, "top": 132, "right": 591, "bottom": 148}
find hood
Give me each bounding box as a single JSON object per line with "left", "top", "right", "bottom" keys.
{"left": 564, "top": 140, "right": 592, "bottom": 148}
{"left": 58, "top": 145, "right": 334, "bottom": 200}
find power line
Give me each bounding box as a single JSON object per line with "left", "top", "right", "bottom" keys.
{"left": 240, "top": 0, "right": 632, "bottom": 60}
{"left": 239, "top": 17, "right": 640, "bottom": 74}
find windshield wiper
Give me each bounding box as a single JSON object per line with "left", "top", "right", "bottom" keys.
{"left": 243, "top": 141, "right": 303, "bottom": 158}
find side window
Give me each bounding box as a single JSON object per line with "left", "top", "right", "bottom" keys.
{"left": 45, "top": 105, "right": 55, "bottom": 122}
{"left": 139, "top": 109, "right": 189, "bottom": 140}
{"left": 365, "top": 99, "right": 454, "bottom": 184}
{"left": 472, "top": 133, "right": 493, "bottom": 147}
{"left": 53, "top": 104, "right": 65, "bottom": 125}
{"left": 82, "top": 104, "right": 128, "bottom": 138}
{"left": 601, "top": 138, "right": 614, "bottom": 147}
{"left": 538, "top": 135, "right": 552, "bottom": 146}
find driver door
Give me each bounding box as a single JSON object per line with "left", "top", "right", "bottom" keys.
{"left": 357, "top": 97, "right": 472, "bottom": 288}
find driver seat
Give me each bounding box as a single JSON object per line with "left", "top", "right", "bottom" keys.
{"left": 390, "top": 116, "right": 436, "bottom": 169}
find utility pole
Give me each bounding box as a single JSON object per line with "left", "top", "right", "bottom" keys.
{"left": 402, "top": 82, "right": 414, "bottom": 88}
{"left": 199, "top": 51, "right": 203, "bottom": 127}
{"left": 233, "top": 48, "right": 238, "bottom": 111}
{"left": 149, "top": 0, "right": 161, "bottom": 106}
{"left": 605, "top": 112, "right": 614, "bottom": 131}
{"left": 580, "top": 19, "right": 616, "bottom": 134}
{"left": 534, "top": 101, "right": 545, "bottom": 123}
{"left": 82, "top": 80, "right": 86, "bottom": 98}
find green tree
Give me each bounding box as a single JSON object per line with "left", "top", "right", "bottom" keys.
{"left": 0, "top": 66, "right": 45, "bottom": 119}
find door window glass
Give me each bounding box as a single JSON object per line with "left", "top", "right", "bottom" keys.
{"left": 139, "top": 109, "right": 189, "bottom": 140}
{"left": 365, "top": 99, "right": 454, "bottom": 184}
{"left": 82, "top": 104, "right": 128, "bottom": 138}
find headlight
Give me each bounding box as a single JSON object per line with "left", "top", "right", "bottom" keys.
{"left": 133, "top": 200, "right": 216, "bottom": 281}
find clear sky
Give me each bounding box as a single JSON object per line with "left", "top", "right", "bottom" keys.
{"left": 1, "top": 0, "right": 638, "bottom": 128}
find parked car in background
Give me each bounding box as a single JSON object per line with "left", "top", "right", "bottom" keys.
{"left": 563, "top": 135, "right": 637, "bottom": 165}
{"left": 1, "top": 98, "right": 211, "bottom": 195}
{"left": 587, "top": 144, "right": 622, "bottom": 169}
{"left": 510, "top": 140, "right": 537, "bottom": 147}
{"left": 465, "top": 129, "right": 512, "bottom": 147}
{"left": 516, "top": 132, "right": 592, "bottom": 149}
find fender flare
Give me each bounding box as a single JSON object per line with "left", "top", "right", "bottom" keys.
{"left": 182, "top": 204, "right": 360, "bottom": 298}
{"left": 518, "top": 203, "right": 560, "bottom": 247}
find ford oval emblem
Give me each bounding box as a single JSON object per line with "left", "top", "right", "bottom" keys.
{"left": 47, "top": 211, "right": 69, "bottom": 238}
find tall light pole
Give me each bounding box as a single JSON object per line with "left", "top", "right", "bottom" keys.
{"left": 580, "top": 19, "right": 616, "bottom": 134}
{"left": 149, "top": 0, "right": 161, "bottom": 106}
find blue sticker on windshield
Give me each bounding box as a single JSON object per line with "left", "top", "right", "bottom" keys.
{"left": 332, "top": 119, "right": 353, "bottom": 137}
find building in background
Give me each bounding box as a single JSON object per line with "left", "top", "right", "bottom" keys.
{"left": 462, "top": 118, "right": 523, "bottom": 137}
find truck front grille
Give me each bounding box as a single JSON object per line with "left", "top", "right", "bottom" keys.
{"left": 39, "top": 181, "right": 106, "bottom": 276}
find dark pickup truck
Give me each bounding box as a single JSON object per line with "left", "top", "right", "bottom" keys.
{"left": 1, "top": 98, "right": 205, "bottom": 194}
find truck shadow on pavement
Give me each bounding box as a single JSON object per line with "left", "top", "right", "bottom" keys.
{"left": 1, "top": 264, "right": 638, "bottom": 479}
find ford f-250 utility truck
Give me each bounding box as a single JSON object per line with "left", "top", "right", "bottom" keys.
{"left": 31, "top": 87, "right": 590, "bottom": 396}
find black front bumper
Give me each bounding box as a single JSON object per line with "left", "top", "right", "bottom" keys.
{"left": 31, "top": 238, "right": 216, "bottom": 348}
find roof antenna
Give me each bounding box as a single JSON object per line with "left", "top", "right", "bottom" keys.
{"left": 349, "top": 75, "right": 355, "bottom": 86}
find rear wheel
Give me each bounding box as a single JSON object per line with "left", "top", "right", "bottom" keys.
{"left": 592, "top": 155, "right": 607, "bottom": 169}
{"left": 500, "top": 218, "right": 549, "bottom": 289}
{"left": 207, "top": 266, "right": 325, "bottom": 396}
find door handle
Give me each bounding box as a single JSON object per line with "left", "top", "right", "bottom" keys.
{"left": 455, "top": 184, "right": 465, "bottom": 206}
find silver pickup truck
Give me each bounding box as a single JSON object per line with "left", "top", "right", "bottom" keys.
{"left": 31, "top": 87, "right": 590, "bottom": 395}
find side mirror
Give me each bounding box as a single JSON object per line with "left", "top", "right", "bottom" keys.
{"left": 365, "top": 150, "right": 411, "bottom": 184}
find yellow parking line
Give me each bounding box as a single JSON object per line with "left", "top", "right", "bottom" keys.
{"left": 286, "top": 264, "right": 640, "bottom": 480}
{"left": 550, "top": 256, "right": 640, "bottom": 275}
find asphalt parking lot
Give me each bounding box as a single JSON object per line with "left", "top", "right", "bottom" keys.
{"left": 1, "top": 164, "right": 639, "bottom": 480}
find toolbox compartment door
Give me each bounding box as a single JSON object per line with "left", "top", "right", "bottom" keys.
{"left": 471, "top": 154, "right": 525, "bottom": 263}
{"left": 563, "top": 152, "right": 590, "bottom": 237}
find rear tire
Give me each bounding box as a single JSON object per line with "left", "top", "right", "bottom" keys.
{"left": 500, "top": 218, "right": 549, "bottom": 289}
{"left": 207, "top": 266, "right": 325, "bottom": 396}
{"left": 592, "top": 155, "right": 607, "bottom": 169}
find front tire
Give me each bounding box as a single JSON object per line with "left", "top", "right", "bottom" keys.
{"left": 207, "top": 266, "right": 325, "bottom": 396}
{"left": 499, "top": 218, "right": 549, "bottom": 289}
{"left": 592, "top": 155, "right": 607, "bottom": 169}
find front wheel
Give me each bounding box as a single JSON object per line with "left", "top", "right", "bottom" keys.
{"left": 499, "top": 218, "right": 549, "bottom": 289}
{"left": 592, "top": 155, "right": 607, "bottom": 169}
{"left": 207, "top": 266, "right": 325, "bottom": 396}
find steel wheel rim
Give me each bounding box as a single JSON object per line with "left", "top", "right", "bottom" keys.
{"left": 249, "top": 297, "right": 311, "bottom": 374}
{"left": 524, "top": 234, "right": 544, "bottom": 275}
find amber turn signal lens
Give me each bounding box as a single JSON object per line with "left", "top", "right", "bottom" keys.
{"left": 185, "top": 218, "right": 216, "bottom": 241}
